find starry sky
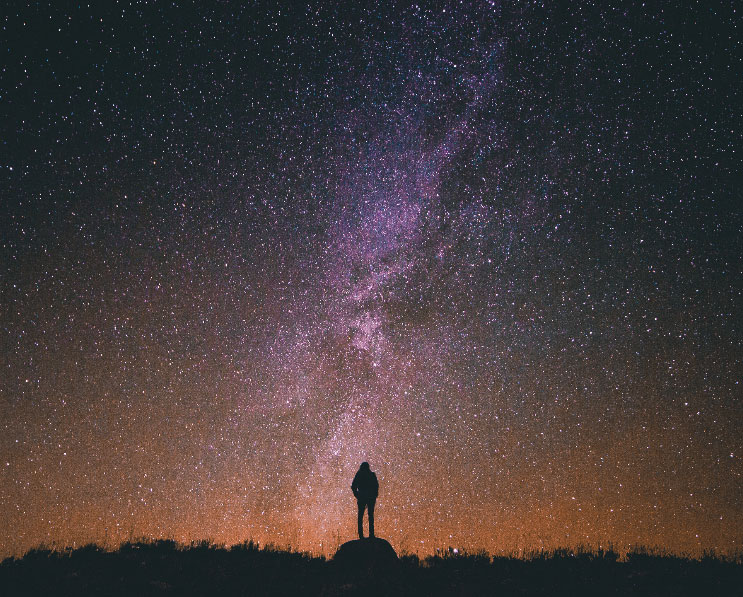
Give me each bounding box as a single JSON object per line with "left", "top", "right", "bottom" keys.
{"left": 1, "top": 2, "right": 741, "bottom": 558}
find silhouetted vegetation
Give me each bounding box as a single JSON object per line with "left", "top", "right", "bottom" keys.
{"left": 1, "top": 539, "right": 741, "bottom": 596}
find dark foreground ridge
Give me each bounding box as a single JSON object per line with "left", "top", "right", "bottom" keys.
{"left": 1, "top": 540, "right": 742, "bottom": 596}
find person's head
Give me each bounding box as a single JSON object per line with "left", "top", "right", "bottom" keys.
{"left": 360, "top": 461, "right": 370, "bottom": 470}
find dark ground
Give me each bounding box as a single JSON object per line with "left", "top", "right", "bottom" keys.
{"left": 1, "top": 540, "right": 741, "bottom": 596}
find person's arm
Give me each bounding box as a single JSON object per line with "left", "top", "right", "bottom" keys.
{"left": 351, "top": 473, "right": 359, "bottom": 497}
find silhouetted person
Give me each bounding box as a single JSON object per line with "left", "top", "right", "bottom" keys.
{"left": 351, "top": 462, "right": 379, "bottom": 539}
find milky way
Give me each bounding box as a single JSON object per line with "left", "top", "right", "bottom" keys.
{"left": 1, "top": 2, "right": 741, "bottom": 557}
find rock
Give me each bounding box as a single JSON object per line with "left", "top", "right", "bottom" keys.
{"left": 332, "top": 537, "right": 398, "bottom": 575}
{"left": 323, "top": 538, "right": 401, "bottom": 596}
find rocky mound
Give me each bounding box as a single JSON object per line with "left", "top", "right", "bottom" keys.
{"left": 332, "top": 537, "right": 398, "bottom": 576}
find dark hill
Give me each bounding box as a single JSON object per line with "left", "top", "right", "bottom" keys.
{"left": 1, "top": 540, "right": 741, "bottom": 596}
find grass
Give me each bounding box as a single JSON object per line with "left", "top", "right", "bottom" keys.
{"left": 1, "top": 539, "right": 741, "bottom": 596}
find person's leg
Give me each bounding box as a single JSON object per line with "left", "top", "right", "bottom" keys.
{"left": 357, "top": 500, "right": 365, "bottom": 539}
{"left": 368, "top": 499, "right": 375, "bottom": 538}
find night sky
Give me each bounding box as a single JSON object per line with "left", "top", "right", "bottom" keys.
{"left": 1, "top": 2, "right": 741, "bottom": 558}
